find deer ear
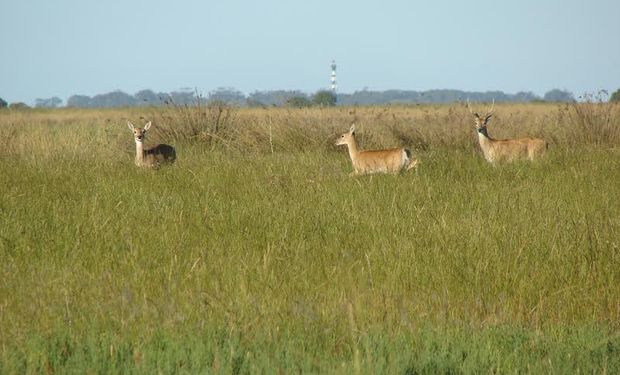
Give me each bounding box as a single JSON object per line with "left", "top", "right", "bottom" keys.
{"left": 144, "top": 121, "right": 152, "bottom": 130}
{"left": 127, "top": 121, "right": 135, "bottom": 131}
{"left": 485, "top": 114, "right": 493, "bottom": 121}
{"left": 350, "top": 124, "right": 356, "bottom": 133}
{"left": 473, "top": 113, "right": 480, "bottom": 119}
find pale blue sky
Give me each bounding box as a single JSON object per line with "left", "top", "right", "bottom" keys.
{"left": 1, "top": 0, "right": 619, "bottom": 105}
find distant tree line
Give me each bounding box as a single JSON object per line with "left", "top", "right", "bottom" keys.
{"left": 4, "top": 87, "right": 620, "bottom": 110}
{"left": 60, "top": 88, "right": 339, "bottom": 108}
{"left": 65, "top": 90, "right": 200, "bottom": 108}
{"left": 59, "top": 88, "right": 577, "bottom": 108}
{"left": 336, "top": 89, "right": 543, "bottom": 105}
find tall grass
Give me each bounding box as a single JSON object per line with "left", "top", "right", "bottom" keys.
{"left": 566, "top": 92, "right": 620, "bottom": 146}
{"left": 147, "top": 98, "right": 238, "bottom": 150}
{"left": 0, "top": 104, "right": 619, "bottom": 372}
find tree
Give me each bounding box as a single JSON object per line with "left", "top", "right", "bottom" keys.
{"left": 245, "top": 98, "right": 266, "bottom": 108}
{"left": 208, "top": 87, "right": 245, "bottom": 105}
{"left": 0, "top": 97, "right": 7, "bottom": 109}
{"left": 286, "top": 96, "right": 312, "bottom": 108}
{"left": 543, "top": 89, "right": 575, "bottom": 103}
{"left": 610, "top": 89, "right": 620, "bottom": 103}
{"left": 135, "top": 89, "right": 163, "bottom": 106}
{"left": 9, "top": 102, "right": 30, "bottom": 110}
{"left": 247, "top": 90, "right": 306, "bottom": 106}
{"left": 513, "top": 91, "right": 540, "bottom": 102}
{"left": 167, "top": 91, "right": 197, "bottom": 105}
{"left": 313, "top": 90, "right": 337, "bottom": 106}
{"left": 35, "top": 97, "right": 63, "bottom": 108}
{"left": 67, "top": 95, "right": 92, "bottom": 108}
{"left": 90, "top": 90, "right": 137, "bottom": 108}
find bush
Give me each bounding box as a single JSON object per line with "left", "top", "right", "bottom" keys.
{"left": 568, "top": 91, "right": 620, "bottom": 146}
{"left": 35, "top": 97, "right": 63, "bottom": 108}
{"left": 286, "top": 96, "right": 312, "bottom": 108}
{"left": 150, "top": 95, "right": 237, "bottom": 150}
{"left": 544, "top": 89, "right": 575, "bottom": 103}
{"left": 610, "top": 89, "right": 620, "bottom": 103}
{"left": 9, "top": 102, "right": 30, "bottom": 110}
{"left": 0, "top": 97, "right": 7, "bottom": 109}
{"left": 313, "top": 90, "right": 337, "bottom": 107}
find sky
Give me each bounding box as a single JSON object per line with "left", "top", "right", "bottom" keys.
{"left": 1, "top": 0, "right": 619, "bottom": 105}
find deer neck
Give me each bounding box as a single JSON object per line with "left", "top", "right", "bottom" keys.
{"left": 477, "top": 127, "right": 497, "bottom": 161}
{"left": 346, "top": 138, "right": 360, "bottom": 161}
{"left": 477, "top": 127, "right": 494, "bottom": 145}
{"left": 134, "top": 140, "right": 145, "bottom": 165}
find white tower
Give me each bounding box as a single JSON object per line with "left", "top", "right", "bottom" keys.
{"left": 330, "top": 60, "right": 337, "bottom": 92}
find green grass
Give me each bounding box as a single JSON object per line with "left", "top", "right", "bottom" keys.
{"left": 1, "top": 106, "right": 619, "bottom": 373}
{"left": 3, "top": 325, "right": 619, "bottom": 373}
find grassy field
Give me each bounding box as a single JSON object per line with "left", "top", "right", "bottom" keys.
{"left": 1, "top": 103, "right": 619, "bottom": 373}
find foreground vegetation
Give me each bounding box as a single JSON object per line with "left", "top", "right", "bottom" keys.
{"left": 1, "top": 103, "right": 619, "bottom": 373}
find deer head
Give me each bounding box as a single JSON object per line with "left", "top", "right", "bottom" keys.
{"left": 467, "top": 99, "right": 494, "bottom": 132}
{"left": 335, "top": 124, "right": 356, "bottom": 146}
{"left": 127, "top": 121, "right": 152, "bottom": 143}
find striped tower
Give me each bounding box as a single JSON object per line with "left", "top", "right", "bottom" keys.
{"left": 330, "top": 60, "right": 337, "bottom": 92}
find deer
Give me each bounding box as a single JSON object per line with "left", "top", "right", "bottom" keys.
{"left": 127, "top": 121, "right": 176, "bottom": 168}
{"left": 335, "top": 124, "right": 418, "bottom": 175}
{"left": 468, "top": 100, "right": 547, "bottom": 164}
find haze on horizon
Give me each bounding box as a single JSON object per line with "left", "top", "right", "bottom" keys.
{"left": 1, "top": 0, "right": 619, "bottom": 105}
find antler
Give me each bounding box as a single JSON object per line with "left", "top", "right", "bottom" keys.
{"left": 466, "top": 98, "right": 479, "bottom": 118}
{"left": 486, "top": 98, "right": 495, "bottom": 118}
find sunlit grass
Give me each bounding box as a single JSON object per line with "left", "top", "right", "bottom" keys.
{"left": 0, "top": 104, "right": 619, "bottom": 372}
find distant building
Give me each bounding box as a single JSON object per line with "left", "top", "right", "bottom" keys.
{"left": 331, "top": 60, "right": 337, "bottom": 92}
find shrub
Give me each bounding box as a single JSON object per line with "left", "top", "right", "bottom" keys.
{"left": 8, "top": 102, "right": 30, "bottom": 110}
{"left": 567, "top": 91, "right": 620, "bottom": 146}
{"left": 544, "top": 89, "right": 575, "bottom": 103}
{"left": 150, "top": 95, "right": 237, "bottom": 150}
{"left": 313, "top": 90, "right": 337, "bottom": 107}
{"left": 286, "top": 96, "right": 312, "bottom": 108}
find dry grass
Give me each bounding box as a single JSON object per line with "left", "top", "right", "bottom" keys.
{"left": 1, "top": 103, "right": 619, "bottom": 372}
{"left": 2, "top": 102, "right": 618, "bottom": 159}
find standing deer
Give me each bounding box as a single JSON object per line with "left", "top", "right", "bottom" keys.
{"left": 127, "top": 121, "right": 176, "bottom": 168}
{"left": 468, "top": 100, "right": 547, "bottom": 163}
{"left": 335, "top": 124, "right": 418, "bottom": 175}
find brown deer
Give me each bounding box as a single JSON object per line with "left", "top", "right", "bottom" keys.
{"left": 468, "top": 100, "right": 547, "bottom": 163}
{"left": 127, "top": 121, "right": 176, "bottom": 168}
{"left": 335, "top": 124, "right": 418, "bottom": 175}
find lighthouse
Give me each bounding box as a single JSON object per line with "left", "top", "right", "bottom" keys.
{"left": 330, "top": 60, "right": 337, "bottom": 92}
